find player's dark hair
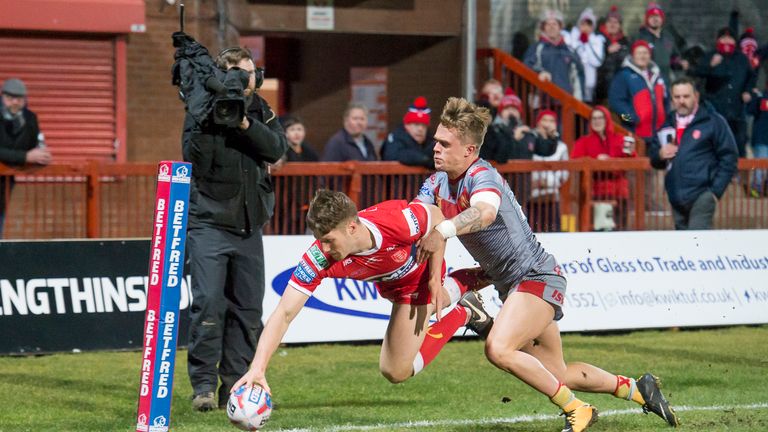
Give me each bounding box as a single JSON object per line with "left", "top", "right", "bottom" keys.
{"left": 306, "top": 190, "right": 359, "bottom": 237}
{"left": 440, "top": 97, "right": 492, "bottom": 150}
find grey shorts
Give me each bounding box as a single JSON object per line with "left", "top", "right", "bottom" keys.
{"left": 495, "top": 256, "right": 567, "bottom": 320}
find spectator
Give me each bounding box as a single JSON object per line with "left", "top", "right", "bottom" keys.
{"left": 482, "top": 89, "right": 558, "bottom": 163}
{"left": 693, "top": 27, "right": 756, "bottom": 158}
{"left": 0, "top": 78, "right": 51, "bottom": 238}
{"left": 739, "top": 28, "right": 760, "bottom": 71}
{"left": 649, "top": 77, "right": 738, "bottom": 230}
{"left": 728, "top": 10, "right": 761, "bottom": 71}
{"left": 524, "top": 8, "right": 585, "bottom": 101}
{"left": 182, "top": 47, "right": 287, "bottom": 411}
{"left": 566, "top": 7, "right": 604, "bottom": 103}
{"left": 381, "top": 96, "right": 434, "bottom": 169}
{"left": 280, "top": 115, "right": 319, "bottom": 163}
{"left": 322, "top": 102, "right": 377, "bottom": 161}
{"left": 635, "top": 2, "right": 688, "bottom": 86}
{"left": 477, "top": 79, "right": 504, "bottom": 116}
{"left": 529, "top": 110, "right": 569, "bottom": 232}
{"left": 747, "top": 86, "right": 768, "bottom": 196}
{"left": 609, "top": 40, "right": 668, "bottom": 140}
{"left": 271, "top": 115, "right": 319, "bottom": 234}
{"left": 572, "top": 106, "right": 637, "bottom": 229}
{"left": 595, "top": 5, "right": 630, "bottom": 104}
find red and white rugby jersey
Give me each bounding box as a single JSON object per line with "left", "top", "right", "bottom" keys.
{"left": 288, "top": 200, "right": 433, "bottom": 296}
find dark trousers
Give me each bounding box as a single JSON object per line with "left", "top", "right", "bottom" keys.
{"left": 671, "top": 190, "right": 717, "bottom": 230}
{"left": 728, "top": 118, "right": 747, "bottom": 158}
{"left": 186, "top": 225, "right": 265, "bottom": 400}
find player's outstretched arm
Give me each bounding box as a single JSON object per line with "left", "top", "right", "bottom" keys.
{"left": 231, "top": 287, "right": 309, "bottom": 395}
{"left": 417, "top": 201, "right": 498, "bottom": 263}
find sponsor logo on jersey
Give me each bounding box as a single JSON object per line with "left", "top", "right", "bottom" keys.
{"left": 343, "top": 258, "right": 353, "bottom": 267}
{"left": 551, "top": 289, "right": 564, "bottom": 304}
{"left": 293, "top": 260, "right": 316, "bottom": 284}
{"left": 380, "top": 258, "right": 416, "bottom": 282}
{"left": 308, "top": 245, "right": 329, "bottom": 269}
{"left": 402, "top": 208, "right": 420, "bottom": 236}
{"left": 392, "top": 249, "right": 408, "bottom": 263}
{"left": 418, "top": 183, "right": 431, "bottom": 197}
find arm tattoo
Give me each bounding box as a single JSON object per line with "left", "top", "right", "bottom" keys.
{"left": 453, "top": 207, "right": 484, "bottom": 234}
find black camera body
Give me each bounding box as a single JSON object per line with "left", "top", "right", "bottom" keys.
{"left": 205, "top": 67, "right": 250, "bottom": 128}
{"left": 171, "top": 31, "right": 264, "bottom": 129}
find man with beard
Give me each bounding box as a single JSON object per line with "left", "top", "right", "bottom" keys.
{"left": 182, "top": 46, "right": 288, "bottom": 411}
{"left": 635, "top": 2, "right": 688, "bottom": 87}
{"left": 649, "top": 77, "right": 738, "bottom": 230}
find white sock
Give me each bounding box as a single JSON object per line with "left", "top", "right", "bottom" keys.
{"left": 444, "top": 276, "right": 462, "bottom": 304}
{"left": 412, "top": 353, "right": 425, "bottom": 376}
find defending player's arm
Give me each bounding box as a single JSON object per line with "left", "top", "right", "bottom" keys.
{"left": 232, "top": 287, "right": 308, "bottom": 395}
{"left": 417, "top": 192, "right": 499, "bottom": 263}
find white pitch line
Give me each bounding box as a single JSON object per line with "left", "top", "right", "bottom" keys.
{"left": 270, "top": 402, "right": 768, "bottom": 432}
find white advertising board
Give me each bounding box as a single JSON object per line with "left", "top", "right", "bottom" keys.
{"left": 263, "top": 231, "right": 768, "bottom": 343}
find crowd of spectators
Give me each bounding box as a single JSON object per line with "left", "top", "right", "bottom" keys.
{"left": 266, "top": 3, "right": 765, "bottom": 232}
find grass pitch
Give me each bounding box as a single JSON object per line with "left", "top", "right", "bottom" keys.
{"left": 1, "top": 326, "right": 767, "bottom": 431}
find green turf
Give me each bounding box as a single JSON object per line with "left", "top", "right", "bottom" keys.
{"left": 1, "top": 326, "right": 767, "bottom": 431}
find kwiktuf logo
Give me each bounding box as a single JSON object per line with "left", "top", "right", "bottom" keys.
{"left": 272, "top": 267, "right": 390, "bottom": 321}
{"left": 157, "top": 164, "right": 171, "bottom": 183}
{"left": 172, "top": 166, "right": 190, "bottom": 184}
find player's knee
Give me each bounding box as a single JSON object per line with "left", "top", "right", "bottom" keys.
{"left": 379, "top": 365, "right": 410, "bottom": 384}
{"left": 484, "top": 337, "right": 514, "bottom": 367}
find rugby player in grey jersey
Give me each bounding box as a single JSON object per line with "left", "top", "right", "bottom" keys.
{"left": 415, "top": 97, "right": 679, "bottom": 432}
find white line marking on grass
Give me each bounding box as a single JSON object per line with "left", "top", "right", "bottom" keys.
{"left": 272, "top": 402, "right": 768, "bottom": 432}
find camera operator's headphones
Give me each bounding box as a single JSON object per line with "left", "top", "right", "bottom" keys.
{"left": 216, "top": 47, "right": 265, "bottom": 89}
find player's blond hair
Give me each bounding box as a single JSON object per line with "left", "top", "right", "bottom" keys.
{"left": 439, "top": 97, "right": 492, "bottom": 149}
{"left": 307, "top": 189, "right": 359, "bottom": 237}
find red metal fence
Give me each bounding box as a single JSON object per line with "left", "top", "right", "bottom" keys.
{"left": 1, "top": 160, "right": 767, "bottom": 239}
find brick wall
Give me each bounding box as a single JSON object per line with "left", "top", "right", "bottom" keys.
{"left": 126, "top": 1, "right": 220, "bottom": 162}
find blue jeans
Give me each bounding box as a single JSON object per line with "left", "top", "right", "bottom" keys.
{"left": 752, "top": 143, "right": 768, "bottom": 194}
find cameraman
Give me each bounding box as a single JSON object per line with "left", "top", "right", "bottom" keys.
{"left": 182, "top": 47, "right": 287, "bottom": 412}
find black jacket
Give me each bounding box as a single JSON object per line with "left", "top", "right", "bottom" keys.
{"left": 380, "top": 125, "right": 434, "bottom": 169}
{"left": 649, "top": 103, "right": 738, "bottom": 207}
{"left": 182, "top": 95, "right": 288, "bottom": 235}
{"left": 481, "top": 118, "right": 557, "bottom": 163}
{"left": 595, "top": 32, "right": 630, "bottom": 103}
{"left": 693, "top": 50, "right": 756, "bottom": 121}
{"left": 321, "top": 129, "right": 377, "bottom": 161}
{"left": 0, "top": 107, "right": 39, "bottom": 166}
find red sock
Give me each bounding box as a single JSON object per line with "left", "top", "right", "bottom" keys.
{"left": 448, "top": 267, "right": 490, "bottom": 292}
{"left": 413, "top": 305, "right": 468, "bottom": 375}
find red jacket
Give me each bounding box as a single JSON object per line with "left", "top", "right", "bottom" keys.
{"left": 571, "top": 106, "right": 635, "bottom": 199}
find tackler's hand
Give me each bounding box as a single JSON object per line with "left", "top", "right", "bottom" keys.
{"left": 416, "top": 229, "right": 446, "bottom": 264}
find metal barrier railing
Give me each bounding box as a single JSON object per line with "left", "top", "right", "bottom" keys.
{"left": 1, "top": 159, "right": 767, "bottom": 239}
